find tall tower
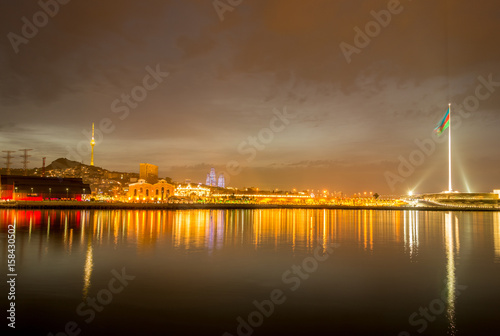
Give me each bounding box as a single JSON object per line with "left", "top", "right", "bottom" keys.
{"left": 90, "top": 123, "right": 95, "bottom": 166}
{"left": 209, "top": 168, "right": 216, "bottom": 186}
{"left": 2, "top": 150, "right": 15, "bottom": 175}
{"left": 19, "top": 149, "right": 32, "bottom": 176}
{"left": 217, "top": 173, "right": 225, "bottom": 188}
{"left": 139, "top": 163, "right": 158, "bottom": 184}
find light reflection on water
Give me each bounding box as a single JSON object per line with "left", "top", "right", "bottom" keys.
{"left": 1, "top": 209, "right": 496, "bottom": 257}
{"left": 82, "top": 240, "right": 93, "bottom": 300}
{"left": 1, "top": 208, "right": 500, "bottom": 335}
{"left": 495, "top": 212, "right": 500, "bottom": 263}
{"left": 445, "top": 212, "right": 458, "bottom": 336}
{"left": 404, "top": 211, "right": 419, "bottom": 260}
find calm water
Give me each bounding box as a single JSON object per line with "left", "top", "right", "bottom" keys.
{"left": 1, "top": 209, "right": 500, "bottom": 336}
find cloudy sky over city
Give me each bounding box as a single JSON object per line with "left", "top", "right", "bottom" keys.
{"left": 1, "top": 0, "right": 499, "bottom": 194}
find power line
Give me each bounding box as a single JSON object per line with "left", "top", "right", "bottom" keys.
{"left": 19, "top": 149, "right": 33, "bottom": 176}
{"left": 2, "top": 150, "right": 15, "bottom": 175}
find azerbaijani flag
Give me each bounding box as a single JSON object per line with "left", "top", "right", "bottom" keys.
{"left": 434, "top": 107, "right": 450, "bottom": 135}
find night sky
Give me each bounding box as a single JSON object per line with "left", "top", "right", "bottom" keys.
{"left": 1, "top": 0, "right": 499, "bottom": 194}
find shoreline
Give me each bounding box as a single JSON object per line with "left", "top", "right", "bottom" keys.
{"left": 0, "top": 201, "right": 499, "bottom": 212}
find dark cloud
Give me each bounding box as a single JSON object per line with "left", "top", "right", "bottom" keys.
{"left": 0, "top": 0, "right": 175, "bottom": 105}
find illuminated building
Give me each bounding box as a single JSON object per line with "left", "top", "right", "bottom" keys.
{"left": 140, "top": 163, "right": 158, "bottom": 184}
{"left": 175, "top": 184, "right": 211, "bottom": 198}
{"left": 90, "top": 123, "right": 95, "bottom": 166}
{"left": 127, "top": 179, "right": 175, "bottom": 202}
{"left": 205, "top": 168, "right": 225, "bottom": 187}
{"left": 209, "top": 168, "right": 216, "bottom": 186}
{"left": 217, "top": 173, "right": 225, "bottom": 188}
{"left": 0, "top": 175, "right": 90, "bottom": 201}
{"left": 211, "top": 193, "right": 312, "bottom": 203}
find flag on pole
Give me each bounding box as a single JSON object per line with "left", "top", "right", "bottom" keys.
{"left": 434, "top": 107, "right": 450, "bottom": 135}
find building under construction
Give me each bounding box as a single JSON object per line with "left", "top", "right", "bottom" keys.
{"left": 0, "top": 175, "right": 91, "bottom": 201}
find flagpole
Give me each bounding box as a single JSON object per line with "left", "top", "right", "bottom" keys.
{"left": 448, "top": 103, "right": 452, "bottom": 192}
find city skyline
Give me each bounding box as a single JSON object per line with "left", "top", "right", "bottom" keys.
{"left": 1, "top": 1, "right": 500, "bottom": 194}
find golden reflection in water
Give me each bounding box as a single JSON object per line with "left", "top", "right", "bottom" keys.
{"left": 61, "top": 213, "right": 74, "bottom": 254}
{"left": 403, "top": 211, "right": 419, "bottom": 260}
{"left": 173, "top": 210, "right": 215, "bottom": 250}
{"left": 170, "top": 209, "right": 343, "bottom": 253}
{"left": 81, "top": 211, "right": 86, "bottom": 245}
{"left": 46, "top": 214, "right": 51, "bottom": 242}
{"left": 82, "top": 239, "right": 93, "bottom": 300}
{"left": 5, "top": 208, "right": 478, "bottom": 259}
{"left": 69, "top": 229, "right": 73, "bottom": 254}
{"left": 28, "top": 219, "right": 32, "bottom": 243}
{"left": 0, "top": 208, "right": 449, "bottom": 257}
{"left": 322, "top": 209, "right": 328, "bottom": 253}
{"left": 361, "top": 210, "right": 374, "bottom": 252}
{"left": 113, "top": 211, "right": 121, "bottom": 248}
{"left": 445, "top": 212, "right": 459, "bottom": 336}
{"left": 494, "top": 213, "right": 500, "bottom": 263}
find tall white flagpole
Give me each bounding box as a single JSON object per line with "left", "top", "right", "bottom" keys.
{"left": 448, "top": 103, "right": 452, "bottom": 192}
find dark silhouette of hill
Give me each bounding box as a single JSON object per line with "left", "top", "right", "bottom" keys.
{"left": 45, "top": 158, "right": 103, "bottom": 172}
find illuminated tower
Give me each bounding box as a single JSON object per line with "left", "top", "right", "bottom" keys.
{"left": 206, "top": 173, "right": 210, "bottom": 186}
{"left": 209, "top": 168, "right": 216, "bottom": 186}
{"left": 217, "top": 173, "right": 225, "bottom": 188}
{"left": 90, "top": 123, "right": 95, "bottom": 166}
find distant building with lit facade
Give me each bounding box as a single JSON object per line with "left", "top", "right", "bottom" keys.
{"left": 206, "top": 168, "right": 216, "bottom": 186}
{"left": 140, "top": 163, "right": 158, "bottom": 184}
{"left": 217, "top": 173, "right": 225, "bottom": 188}
{"left": 175, "top": 184, "right": 211, "bottom": 198}
{"left": 205, "top": 168, "right": 226, "bottom": 188}
{"left": 0, "top": 175, "right": 91, "bottom": 201}
{"left": 127, "top": 179, "right": 175, "bottom": 202}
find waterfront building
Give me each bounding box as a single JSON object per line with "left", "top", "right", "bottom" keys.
{"left": 127, "top": 179, "right": 175, "bottom": 202}
{"left": 0, "top": 175, "right": 91, "bottom": 201}
{"left": 175, "top": 184, "right": 211, "bottom": 198}
{"left": 211, "top": 192, "right": 312, "bottom": 204}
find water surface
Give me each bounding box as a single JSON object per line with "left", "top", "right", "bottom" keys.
{"left": 1, "top": 209, "right": 499, "bottom": 335}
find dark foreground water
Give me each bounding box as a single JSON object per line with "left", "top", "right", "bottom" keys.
{"left": 1, "top": 209, "right": 500, "bottom": 336}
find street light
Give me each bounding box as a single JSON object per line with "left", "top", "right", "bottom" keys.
{"left": 49, "top": 188, "right": 51, "bottom": 200}
{"left": 66, "top": 188, "right": 69, "bottom": 199}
